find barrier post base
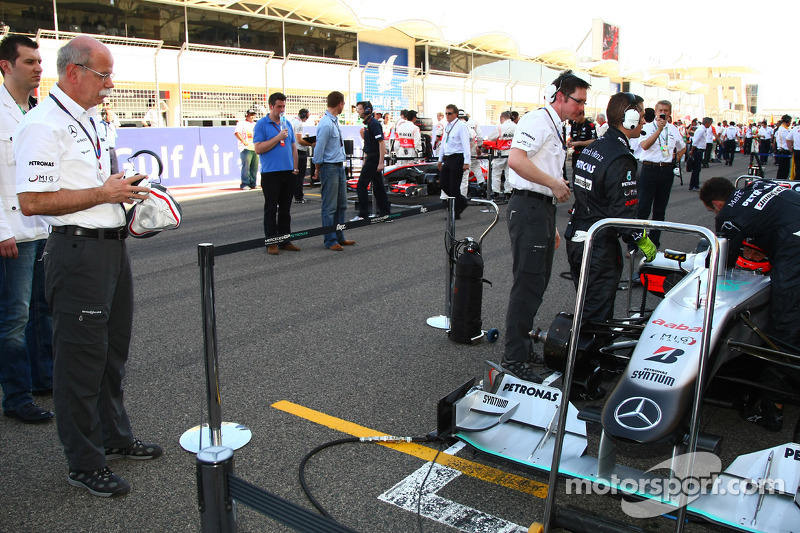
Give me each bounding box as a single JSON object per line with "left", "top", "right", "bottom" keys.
{"left": 197, "top": 446, "right": 237, "bottom": 533}
{"left": 181, "top": 422, "right": 252, "bottom": 453}
{"left": 426, "top": 315, "right": 450, "bottom": 330}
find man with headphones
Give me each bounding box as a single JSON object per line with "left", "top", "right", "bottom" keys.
{"left": 636, "top": 100, "right": 686, "bottom": 249}
{"left": 499, "top": 70, "right": 587, "bottom": 383}
{"left": 564, "top": 92, "right": 656, "bottom": 325}
{"left": 352, "top": 100, "right": 391, "bottom": 221}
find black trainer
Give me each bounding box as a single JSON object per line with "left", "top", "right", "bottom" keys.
{"left": 68, "top": 467, "right": 130, "bottom": 497}
{"left": 741, "top": 400, "right": 783, "bottom": 432}
{"left": 501, "top": 359, "right": 543, "bottom": 384}
{"left": 105, "top": 438, "right": 163, "bottom": 461}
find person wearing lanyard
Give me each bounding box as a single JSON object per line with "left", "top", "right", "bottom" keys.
{"left": 16, "top": 36, "right": 161, "bottom": 498}
{"left": 437, "top": 104, "right": 471, "bottom": 219}
{"left": 352, "top": 100, "right": 390, "bottom": 221}
{"left": 312, "top": 91, "right": 356, "bottom": 251}
{"left": 499, "top": 70, "right": 587, "bottom": 383}
{"left": 636, "top": 99, "right": 685, "bottom": 249}
{"left": 253, "top": 92, "right": 300, "bottom": 255}
{"left": 0, "top": 35, "right": 55, "bottom": 423}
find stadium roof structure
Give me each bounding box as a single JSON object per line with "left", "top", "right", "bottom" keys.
{"left": 143, "top": 0, "right": 711, "bottom": 89}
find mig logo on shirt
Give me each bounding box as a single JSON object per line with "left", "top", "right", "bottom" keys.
{"left": 645, "top": 346, "right": 685, "bottom": 364}
{"left": 29, "top": 174, "right": 56, "bottom": 183}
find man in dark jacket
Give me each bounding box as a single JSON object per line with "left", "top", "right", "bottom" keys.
{"left": 700, "top": 177, "right": 800, "bottom": 439}
{"left": 565, "top": 92, "right": 656, "bottom": 324}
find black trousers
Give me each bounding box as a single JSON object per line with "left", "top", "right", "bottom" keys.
{"left": 294, "top": 151, "right": 308, "bottom": 200}
{"left": 261, "top": 170, "right": 294, "bottom": 245}
{"left": 44, "top": 231, "right": 134, "bottom": 471}
{"left": 724, "top": 140, "right": 737, "bottom": 164}
{"left": 439, "top": 154, "right": 468, "bottom": 212}
{"left": 759, "top": 139, "right": 772, "bottom": 165}
{"left": 356, "top": 153, "right": 391, "bottom": 218}
{"left": 637, "top": 164, "right": 674, "bottom": 247}
{"left": 566, "top": 233, "right": 623, "bottom": 324}
{"left": 689, "top": 148, "right": 704, "bottom": 189}
{"left": 776, "top": 150, "right": 791, "bottom": 179}
{"left": 503, "top": 191, "right": 557, "bottom": 363}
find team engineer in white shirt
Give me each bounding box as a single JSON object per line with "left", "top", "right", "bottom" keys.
{"left": 499, "top": 70, "right": 587, "bottom": 383}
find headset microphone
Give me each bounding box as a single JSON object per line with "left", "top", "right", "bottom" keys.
{"left": 622, "top": 92, "right": 641, "bottom": 130}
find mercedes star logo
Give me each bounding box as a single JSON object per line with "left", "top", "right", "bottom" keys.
{"left": 614, "top": 397, "right": 662, "bottom": 431}
{"left": 68, "top": 125, "right": 78, "bottom": 138}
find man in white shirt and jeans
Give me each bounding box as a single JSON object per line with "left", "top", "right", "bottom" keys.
{"left": 0, "top": 34, "right": 54, "bottom": 423}
{"left": 234, "top": 108, "right": 258, "bottom": 189}
{"left": 500, "top": 70, "right": 586, "bottom": 382}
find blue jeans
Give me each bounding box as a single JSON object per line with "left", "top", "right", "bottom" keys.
{"left": 319, "top": 163, "right": 347, "bottom": 248}
{"left": 0, "top": 238, "right": 51, "bottom": 410}
{"left": 27, "top": 239, "right": 53, "bottom": 391}
{"left": 240, "top": 149, "right": 258, "bottom": 188}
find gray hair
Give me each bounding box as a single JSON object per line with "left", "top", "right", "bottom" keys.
{"left": 56, "top": 38, "right": 93, "bottom": 78}
{"left": 596, "top": 112, "right": 606, "bottom": 121}
{"left": 500, "top": 111, "right": 511, "bottom": 120}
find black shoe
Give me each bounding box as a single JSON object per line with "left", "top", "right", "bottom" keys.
{"left": 294, "top": 198, "right": 308, "bottom": 204}
{"left": 500, "top": 359, "right": 543, "bottom": 383}
{"left": 741, "top": 400, "right": 783, "bottom": 432}
{"left": 3, "top": 402, "right": 54, "bottom": 423}
{"left": 105, "top": 438, "right": 163, "bottom": 461}
{"left": 68, "top": 466, "right": 130, "bottom": 497}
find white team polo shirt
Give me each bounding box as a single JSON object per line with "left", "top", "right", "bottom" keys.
{"left": 15, "top": 84, "right": 124, "bottom": 229}
{"left": 639, "top": 122, "right": 686, "bottom": 163}
{"left": 506, "top": 105, "right": 565, "bottom": 197}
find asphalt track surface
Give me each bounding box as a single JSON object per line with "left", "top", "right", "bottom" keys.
{"left": 1, "top": 155, "right": 796, "bottom": 533}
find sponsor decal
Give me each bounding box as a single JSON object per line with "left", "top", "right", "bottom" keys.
{"left": 28, "top": 160, "right": 54, "bottom": 167}
{"left": 651, "top": 333, "right": 696, "bottom": 346}
{"left": 621, "top": 180, "right": 637, "bottom": 187}
{"left": 624, "top": 199, "right": 638, "bottom": 206}
{"left": 716, "top": 279, "right": 750, "bottom": 292}
{"left": 481, "top": 395, "right": 509, "bottom": 408}
{"left": 631, "top": 368, "right": 675, "bottom": 387}
{"left": 625, "top": 170, "right": 632, "bottom": 181}
{"left": 68, "top": 125, "right": 78, "bottom": 137}
{"left": 645, "top": 346, "right": 685, "bottom": 364}
{"left": 521, "top": 131, "right": 535, "bottom": 141}
{"left": 785, "top": 447, "right": 800, "bottom": 460}
{"left": 28, "top": 175, "right": 55, "bottom": 183}
{"left": 419, "top": 206, "right": 427, "bottom": 213}
{"left": 650, "top": 318, "right": 702, "bottom": 332}
{"left": 574, "top": 160, "right": 596, "bottom": 173}
{"left": 583, "top": 148, "right": 604, "bottom": 162}
{"left": 754, "top": 186, "right": 785, "bottom": 210}
{"left": 614, "top": 397, "right": 662, "bottom": 431}
{"left": 501, "top": 382, "right": 560, "bottom": 401}
{"left": 573, "top": 175, "right": 593, "bottom": 190}
{"left": 336, "top": 224, "right": 346, "bottom": 231}
{"left": 720, "top": 220, "right": 739, "bottom": 233}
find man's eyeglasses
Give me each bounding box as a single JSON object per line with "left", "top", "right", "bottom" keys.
{"left": 445, "top": 111, "right": 455, "bottom": 115}
{"left": 76, "top": 63, "right": 115, "bottom": 82}
{"left": 567, "top": 95, "right": 586, "bottom": 106}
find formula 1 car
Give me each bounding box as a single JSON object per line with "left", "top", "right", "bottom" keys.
{"left": 346, "top": 161, "right": 488, "bottom": 199}
{"left": 436, "top": 218, "right": 800, "bottom": 533}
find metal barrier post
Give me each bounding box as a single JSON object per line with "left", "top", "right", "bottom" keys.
{"left": 197, "top": 446, "right": 237, "bottom": 533}
{"left": 179, "top": 243, "right": 252, "bottom": 453}
{"left": 427, "top": 196, "right": 456, "bottom": 329}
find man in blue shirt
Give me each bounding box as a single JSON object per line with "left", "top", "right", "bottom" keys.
{"left": 254, "top": 92, "right": 300, "bottom": 255}
{"left": 312, "top": 91, "right": 356, "bottom": 251}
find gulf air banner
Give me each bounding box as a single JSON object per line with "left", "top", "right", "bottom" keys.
{"left": 359, "top": 42, "right": 410, "bottom": 114}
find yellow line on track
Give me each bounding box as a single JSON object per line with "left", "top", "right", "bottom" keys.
{"left": 271, "top": 400, "right": 548, "bottom": 499}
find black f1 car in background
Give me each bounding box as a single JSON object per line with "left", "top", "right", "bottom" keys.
{"left": 436, "top": 217, "right": 800, "bottom": 533}
{"left": 346, "top": 161, "right": 491, "bottom": 201}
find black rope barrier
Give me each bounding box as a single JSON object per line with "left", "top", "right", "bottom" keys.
{"left": 214, "top": 200, "right": 447, "bottom": 257}
{"left": 227, "top": 475, "right": 359, "bottom": 532}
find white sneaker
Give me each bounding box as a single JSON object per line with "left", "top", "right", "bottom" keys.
{"left": 350, "top": 216, "right": 365, "bottom": 221}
